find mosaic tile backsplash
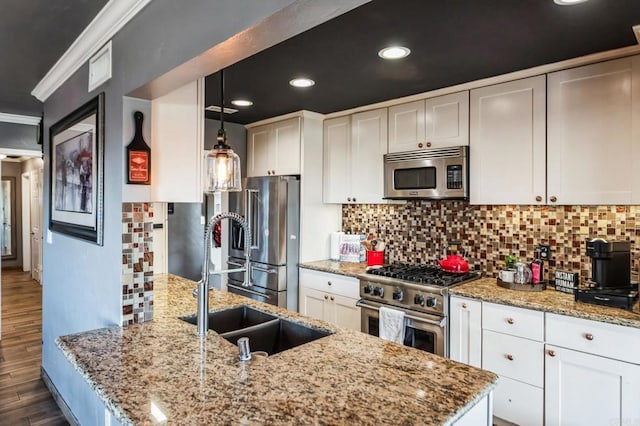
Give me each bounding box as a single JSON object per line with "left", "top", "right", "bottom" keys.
{"left": 343, "top": 202, "right": 640, "bottom": 284}
{"left": 122, "top": 202, "right": 154, "bottom": 325}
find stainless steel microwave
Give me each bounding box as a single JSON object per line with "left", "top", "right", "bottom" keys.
{"left": 384, "top": 146, "right": 468, "bottom": 200}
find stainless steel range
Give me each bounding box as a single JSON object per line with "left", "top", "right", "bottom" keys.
{"left": 357, "top": 264, "right": 479, "bottom": 357}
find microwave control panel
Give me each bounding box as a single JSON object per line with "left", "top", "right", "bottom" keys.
{"left": 446, "top": 164, "right": 464, "bottom": 189}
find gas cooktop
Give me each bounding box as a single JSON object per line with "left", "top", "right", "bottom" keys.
{"left": 366, "top": 264, "right": 479, "bottom": 287}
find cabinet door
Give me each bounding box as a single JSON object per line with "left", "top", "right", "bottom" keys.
{"left": 545, "top": 344, "right": 640, "bottom": 426}
{"left": 247, "top": 124, "right": 274, "bottom": 177}
{"left": 151, "top": 79, "right": 204, "bottom": 202}
{"left": 448, "top": 296, "right": 481, "bottom": 368}
{"left": 548, "top": 57, "right": 637, "bottom": 205}
{"left": 388, "top": 100, "right": 425, "bottom": 153}
{"left": 323, "top": 116, "right": 352, "bottom": 203}
{"left": 350, "top": 108, "right": 388, "bottom": 203}
{"left": 330, "top": 294, "right": 361, "bottom": 331}
{"left": 273, "top": 117, "right": 301, "bottom": 175}
{"left": 300, "top": 287, "right": 329, "bottom": 322}
{"left": 425, "top": 91, "right": 469, "bottom": 148}
{"left": 470, "top": 76, "right": 546, "bottom": 205}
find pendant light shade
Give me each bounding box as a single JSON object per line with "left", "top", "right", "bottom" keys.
{"left": 205, "top": 69, "right": 242, "bottom": 193}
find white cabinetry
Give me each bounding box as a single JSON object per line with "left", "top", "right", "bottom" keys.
{"left": 469, "top": 75, "right": 546, "bottom": 205}
{"left": 449, "top": 296, "right": 481, "bottom": 368}
{"left": 247, "top": 117, "right": 301, "bottom": 177}
{"left": 388, "top": 91, "right": 469, "bottom": 153}
{"left": 151, "top": 79, "right": 204, "bottom": 202}
{"left": 545, "top": 313, "right": 640, "bottom": 425}
{"left": 298, "top": 268, "right": 361, "bottom": 331}
{"left": 323, "top": 108, "right": 389, "bottom": 204}
{"left": 547, "top": 56, "right": 640, "bottom": 205}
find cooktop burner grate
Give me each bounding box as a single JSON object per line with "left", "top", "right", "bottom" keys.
{"left": 366, "top": 264, "right": 478, "bottom": 287}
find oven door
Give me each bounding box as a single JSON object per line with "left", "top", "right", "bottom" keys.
{"left": 356, "top": 299, "right": 446, "bottom": 357}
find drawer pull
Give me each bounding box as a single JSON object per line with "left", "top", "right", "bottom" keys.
{"left": 324, "top": 295, "right": 328, "bottom": 300}
{"left": 461, "top": 303, "right": 468, "bottom": 309}
{"left": 330, "top": 296, "right": 335, "bottom": 301}
{"left": 506, "top": 318, "right": 514, "bottom": 325}
{"left": 328, "top": 281, "right": 332, "bottom": 286}
{"left": 585, "top": 333, "right": 594, "bottom": 341}
{"left": 548, "top": 350, "right": 556, "bottom": 357}
{"left": 506, "top": 354, "right": 514, "bottom": 361}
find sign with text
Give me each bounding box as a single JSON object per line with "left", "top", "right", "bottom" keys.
{"left": 554, "top": 270, "right": 578, "bottom": 294}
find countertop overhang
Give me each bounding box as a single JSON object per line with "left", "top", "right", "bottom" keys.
{"left": 56, "top": 274, "right": 497, "bottom": 425}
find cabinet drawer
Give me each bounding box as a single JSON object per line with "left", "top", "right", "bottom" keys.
{"left": 482, "top": 330, "right": 544, "bottom": 387}
{"left": 493, "top": 376, "right": 543, "bottom": 426}
{"left": 482, "top": 302, "right": 544, "bottom": 341}
{"left": 546, "top": 313, "right": 640, "bottom": 365}
{"left": 298, "top": 268, "right": 360, "bottom": 299}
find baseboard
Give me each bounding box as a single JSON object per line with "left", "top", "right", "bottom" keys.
{"left": 41, "top": 366, "right": 80, "bottom": 426}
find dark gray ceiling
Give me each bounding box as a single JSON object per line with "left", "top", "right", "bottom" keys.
{"left": 205, "top": 0, "right": 640, "bottom": 125}
{"left": 0, "top": 0, "right": 108, "bottom": 115}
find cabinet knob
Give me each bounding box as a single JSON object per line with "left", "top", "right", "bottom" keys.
{"left": 267, "top": 170, "right": 271, "bottom": 175}
{"left": 548, "top": 350, "right": 556, "bottom": 357}
{"left": 461, "top": 303, "right": 468, "bottom": 309}
{"left": 418, "top": 143, "right": 424, "bottom": 148}
{"left": 328, "top": 281, "right": 332, "bottom": 286}
{"left": 535, "top": 196, "right": 542, "bottom": 202}
{"left": 550, "top": 196, "right": 557, "bottom": 203}
{"left": 347, "top": 197, "right": 351, "bottom": 202}
{"left": 506, "top": 354, "right": 514, "bottom": 361}
{"left": 585, "top": 333, "right": 594, "bottom": 341}
{"left": 506, "top": 318, "right": 514, "bottom": 325}
{"left": 324, "top": 295, "right": 328, "bottom": 300}
{"left": 353, "top": 198, "right": 356, "bottom": 202}
{"left": 272, "top": 170, "right": 275, "bottom": 175}
{"left": 330, "top": 296, "right": 335, "bottom": 301}
{"left": 426, "top": 142, "right": 432, "bottom": 148}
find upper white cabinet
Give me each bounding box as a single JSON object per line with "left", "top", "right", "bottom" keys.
{"left": 247, "top": 117, "right": 301, "bottom": 177}
{"left": 324, "top": 108, "right": 389, "bottom": 204}
{"left": 470, "top": 75, "right": 546, "bottom": 205}
{"left": 388, "top": 91, "right": 469, "bottom": 153}
{"left": 547, "top": 56, "right": 640, "bottom": 205}
{"left": 151, "top": 79, "right": 205, "bottom": 202}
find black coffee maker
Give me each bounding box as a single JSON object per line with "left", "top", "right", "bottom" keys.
{"left": 576, "top": 239, "right": 638, "bottom": 309}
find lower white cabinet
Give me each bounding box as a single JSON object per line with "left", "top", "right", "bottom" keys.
{"left": 449, "top": 296, "right": 482, "bottom": 368}
{"left": 492, "top": 376, "right": 543, "bottom": 426}
{"left": 298, "top": 268, "right": 361, "bottom": 331}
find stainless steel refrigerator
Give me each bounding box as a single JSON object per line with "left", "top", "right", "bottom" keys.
{"left": 228, "top": 175, "right": 300, "bottom": 311}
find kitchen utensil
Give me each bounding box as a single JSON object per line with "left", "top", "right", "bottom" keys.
{"left": 499, "top": 269, "right": 515, "bottom": 283}
{"left": 513, "top": 262, "right": 532, "bottom": 284}
{"left": 438, "top": 254, "right": 469, "bottom": 273}
{"left": 375, "top": 241, "right": 385, "bottom": 251}
{"left": 366, "top": 250, "right": 384, "bottom": 266}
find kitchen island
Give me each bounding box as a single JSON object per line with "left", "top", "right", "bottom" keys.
{"left": 56, "top": 274, "right": 497, "bottom": 425}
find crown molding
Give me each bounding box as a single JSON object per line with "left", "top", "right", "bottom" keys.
{"left": 0, "top": 113, "right": 41, "bottom": 126}
{"left": 31, "top": 0, "right": 153, "bottom": 102}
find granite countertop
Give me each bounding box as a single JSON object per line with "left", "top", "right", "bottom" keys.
{"left": 57, "top": 274, "right": 497, "bottom": 425}
{"left": 450, "top": 278, "right": 640, "bottom": 329}
{"left": 298, "top": 259, "right": 369, "bottom": 278}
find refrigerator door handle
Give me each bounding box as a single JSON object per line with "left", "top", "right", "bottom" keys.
{"left": 251, "top": 264, "right": 277, "bottom": 274}
{"left": 226, "top": 259, "right": 246, "bottom": 268}
{"left": 246, "top": 189, "right": 260, "bottom": 250}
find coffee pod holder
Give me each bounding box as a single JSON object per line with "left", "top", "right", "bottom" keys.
{"left": 497, "top": 277, "right": 547, "bottom": 292}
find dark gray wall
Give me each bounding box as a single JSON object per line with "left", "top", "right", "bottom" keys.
{"left": 0, "top": 122, "right": 39, "bottom": 151}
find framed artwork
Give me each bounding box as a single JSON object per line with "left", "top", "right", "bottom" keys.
{"left": 49, "top": 93, "right": 104, "bottom": 245}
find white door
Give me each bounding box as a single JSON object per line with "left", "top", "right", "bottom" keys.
{"left": 470, "top": 75, "right": 546, "bottom": 205}
{"left": 323, "top": 116, "right": 352, "bottom": 203}
{"left": 547, "top": 57, "right": 637, "bottom": 205}
{"left": 330, "top": 294, "right": 360, "bottom": 331}
{"left": 448, "top": 296, "right": 482, "bottom": 368}
{"left": 300, "top": 286, "right": 327, "bottom": 321}
{"left": 247, "top": 125, "right": 273, "bottom": 177}
{"left": 545, "top": 344, "right": 640, "bottom": 426}
{"left": 272, "top": 117, "right": 300, "bottom": 175}
{"left": 350, "top": 108, "right": 388, "bottom": 203}
{"left": 30, "top": 169, "right": 43, "bottom": 283}
{"left": 424, "top": 91, "right": 469, "bottom": 148}
{"left": 388, "top": 100, "right": 426, "bottom": 153}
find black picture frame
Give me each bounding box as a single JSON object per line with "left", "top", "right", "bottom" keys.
{"left": 49, "top": 93, "right": 105, "bottom": 245}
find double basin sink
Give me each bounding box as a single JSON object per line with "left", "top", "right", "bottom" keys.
{"left": 180, "top": 305, "right": 332, "bottom": 356}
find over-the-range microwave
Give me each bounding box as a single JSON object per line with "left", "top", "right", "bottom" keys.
{"left": 384, "top": 145, "right": 468, "bottom": 200}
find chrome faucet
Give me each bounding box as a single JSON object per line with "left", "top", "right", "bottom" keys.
{"left": 194, "top": 211, "right": 252, "bottom": 335}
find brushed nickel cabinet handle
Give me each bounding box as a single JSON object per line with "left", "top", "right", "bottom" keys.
{"left": 535, "top": 196, "right": 542, "bottom": 202}
{"left": 506, "top": 318, "right": 514, "bottom": 325}
{"left": 548, "top": 350, "right": 556, "bottom": 357}
{"left": 550, "top": 196, "right": 557, "bottom": 202}
{"left": 585, "top": 333, "right": 594, "bottom": 341}
{"left": 506, "top": 354, "right": 514, "bottom": 361}
{"left": 462, "top": 303, "right": 468, "bottom": 309}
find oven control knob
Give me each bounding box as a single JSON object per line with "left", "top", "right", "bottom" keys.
{"left": 373, "top": 287, "right": 384, "bottom": 297}
{"left": 426, "top": 297, "right": 437, "bottom": 308}
{"left": 363, "top": 284, "right": 373, "bottom": 294}
{"left": 414, "top": 294, "right": 425, "bottom": 306}
{"left": 392, "top": 288, "right": 403, "bottom": 301}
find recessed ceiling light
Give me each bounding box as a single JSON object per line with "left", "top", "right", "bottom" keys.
{"left": 553, "top": 0, "right": 588, "bottom": 5}
{"left": 231, "top": 99, "right": 253, "bottom": 107}
{"left": 378, "top": 46, "right": 411, "bottom": 60}
{"left": 289, "top": 78, "right": 315, "bottom": 88}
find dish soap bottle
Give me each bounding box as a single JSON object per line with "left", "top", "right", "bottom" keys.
{"left": 531, "top": 249, "right": 544, "bottom": 284}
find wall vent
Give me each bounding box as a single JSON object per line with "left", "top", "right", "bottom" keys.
{"left": 88, "top": 41, "right": 112, "bottom": 92}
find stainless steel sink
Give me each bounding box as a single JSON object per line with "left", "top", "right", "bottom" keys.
{"left": 180, "top": 305, "right": 333, "bottom": 355}
{"left": 179, "top": 305, "right": 277, "bottom": 334}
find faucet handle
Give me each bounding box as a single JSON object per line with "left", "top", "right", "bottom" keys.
{"left": 192, "top": 287, "right": 199, "bottom": 298}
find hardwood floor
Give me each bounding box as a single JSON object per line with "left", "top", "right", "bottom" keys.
{"left": 0, "top": 269, "right": 68, "bottom": 426}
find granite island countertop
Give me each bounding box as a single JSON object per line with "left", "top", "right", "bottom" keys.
{"left": 450, "top": 277, "right": 640, "bottom": 329}
{"left": 56, "top": 274, "right": 498, "bottom": 425}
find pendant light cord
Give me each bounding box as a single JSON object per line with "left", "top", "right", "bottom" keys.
{"left": 216, "top": 69, "right": 227, "bottom": 147}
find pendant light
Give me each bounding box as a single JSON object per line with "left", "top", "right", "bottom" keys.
{"left": 205, "top": 69, "right": 241, "bottom": 192}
